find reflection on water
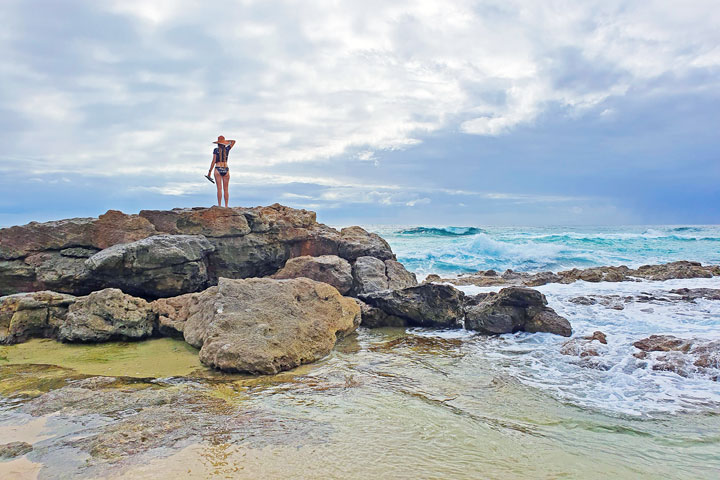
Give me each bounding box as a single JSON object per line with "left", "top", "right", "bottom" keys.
{"left": 1, "top": 330, "right": 719, "bottom": 479}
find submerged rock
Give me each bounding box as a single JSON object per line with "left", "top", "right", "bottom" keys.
{"left": 465, "top": 287, "right": 571, "bottom": 337}
{"left": 561, "top": 331, "right": 608, "bottom": 357}
{"left": 184, "top": 277, "right": 360, "bottom": 374}
{"left": 0, "top": 291, "right": 76, "bottom": 344}
{"left": 59, "top": 288, "right": 155, "bottom": 342}
{"left": 358, "top": 283, "right": 464, "bottom": 328}
{"left": 272, "top": 255, "right": 353, "bottom": 295}
{"left": 633, "top": 335, "right": 720, "bottom": 379}
{"left": 0, "top": 441, "right": 33, "bottom": 459}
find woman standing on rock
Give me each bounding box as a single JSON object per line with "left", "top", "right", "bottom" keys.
{"left": 206, "top": 135, "right": 236, "bottom": 207}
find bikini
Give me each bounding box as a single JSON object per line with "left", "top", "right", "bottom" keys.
{"left": 214, "top": 144, "right": 230, "bottom": 176}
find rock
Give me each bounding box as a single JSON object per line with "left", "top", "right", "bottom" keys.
{"left": 338, "top": 226, "right": 395, "bottom": 261}
{"left": 633, "top": 335, "right": 720, "bottom": 378}
{"left": 139, "top": 206, "right": 251, "bottom": 237}
{"left": 358, "top": 283, "right": 464, "bottom": 328}
{"left": 184, "top": 278, "right": 360, "bottom": 374}
{"left": 91, "top": 210, "right": 159, "bottom": 249}
{"left": 569, "top": 296, "right": 597, "bottom": 305}
{"left": 85, "top": 235, "right": 215, "bottom": 298}
{"left": 351, "top": 256, "right": 389, "bottom": 295}
{"left": 633, "top": 335, "right": 693, "bottom": 353}
{"left": 384, "top": 260, "right": 418, "bottom": 290}
{"left": 0, "top": 291, "right": 76, "bottom": 344}
{"left": 0, "top": 441, "right": 33, "bottom": 459}
{"left": 464, "top": 287, "right": 571, "bottom": 336}
{"left": 463, "top": 292, "right": 496, "bottom": 307}
{"left": 59, "top": 288, "right": 155, "bottom": 342}
{"left": 561, "top": 331, "right": 608, "bottom": 357}
{"left": 423, "top": 274, "right": 441, "bottom": 283}
{"left": 356, "top": 299, "right": 408, "bottom": 328}
{"left": 634, "top": 260, "right": 713, "bottom": 281}
{"left": 150, "top": 292, "right": 201, "bottom": 337}
{"left": 669, "top": 288, "right": 720, "bottom": 301}
{"left": 272, "top": 255, "right": 353, "bottom": 295}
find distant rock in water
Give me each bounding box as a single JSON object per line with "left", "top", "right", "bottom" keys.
{"left": 633, "top": 335, "right": 720, "bottom": 379}
{"left": 431, "top": 261, "right": 720, "bottom": 288}
{"left": 0, "top": 204, "right": 396, "bottom": 298}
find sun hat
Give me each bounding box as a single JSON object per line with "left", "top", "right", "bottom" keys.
{"left": 212, "top": 135, "right": 228, "bottom": 145}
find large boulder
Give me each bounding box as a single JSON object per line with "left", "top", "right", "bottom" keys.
{"left": 59, "top": 288, "right": 156, "bottom": 342}
{"left": 350, "top": 257, "right": 418, "bottom": 296}
{"left": 465, "top": 287, "right": 571, "bottom": 336}
{"left": 85, "top": 235, "right": 215, "bottom": 298}
{"left": 272, "top": 255, "right": 353, "bottom": 295}
{"left": 359, "top": 283, "right": 464, "bottom": 328}
{"left": 183, "top": 277, "right": 360, "bottom": 374}
{"left": 139, "top": 206, "right": 251, "bottom": 237}
{"left": 338, "top": 226, "right": 395, "bottom": 261}
{"left": 0, "top": 291, "right": 76, "bottom": 344}
{"left": 351, "top": 256, "right": 389, "bottom": 295}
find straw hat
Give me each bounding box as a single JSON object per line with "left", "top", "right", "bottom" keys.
{"left": 212, "top": 135, "right": 228, "bottom": 145}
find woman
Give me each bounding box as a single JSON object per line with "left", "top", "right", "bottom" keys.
{"left": 207, "top": 135, "right": 236, "bottom": 207}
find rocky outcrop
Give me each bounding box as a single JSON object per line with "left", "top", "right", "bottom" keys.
{"left": 85, "top": 234, "right": 215, "bottom": 298}
{"left": 432, "top": 261, "right": 719, "bottom": 288}
{"left": 59, "top": 288, "right": 155, "bottom": 342}
{"left": 633, "top": 335, "right": 720, "bottom": 379}
{"left": 272, "top": 255, "right": 353, "bottom": 295}
{"left": 183, "top": 277, "right": 360, "bottom": 374}
{"left": 0, "top": 291, "right": 76, "bottom": 344}
{"left": 358, "top": 284, "right": 464, "bottom": 328}
{"left": 464, "top": 287, "right": 571, "bottom": 336}
{"left": 0, "top": 204, "right": 397, "bottom": 298}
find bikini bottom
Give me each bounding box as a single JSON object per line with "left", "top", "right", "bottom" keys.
{"left": 215, "top": 167, "right": 229, "bottom": 177}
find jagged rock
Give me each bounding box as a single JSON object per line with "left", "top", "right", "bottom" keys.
{"left": 0, "top": 441, "right": 33, "bottom": 459}
{"left": 0, "top": 291, "right": 76, "bottom": 344}
{"left": 272, "top": 255, "right": 353, "bottom": 295}
{"left": 465, "top": 287, "right": 571, "bottom": 336}
{"left": 569, "top": 296, "right": 597, "bottom": 305}
{"left": 634, "top": 261, "right": 714, "bottom": 281}
{"left": 351, "top": 256, "right": 389, "bottom": 295}
{"left": 385, "top": 260, "right": 418, "bottom": 290}
{"left": 139, "top": 206, "right": 251, "bottom": 237}
{"left": 85, "top": 234, "right": 215, "bottom": 298}
{"left": 183, "top": 278, "right": 360, "bottom": 374}
{"left": 356, "top": 299, "right": 408, "bottom": 328}
{"left": 669, "top": 288, "right": 720, "bottom": 301}
{"left": 561, "top": 331, "right": 608, "bottom": 357}
{"left": 150, "top": 292, "right": 201, "bottom": 337}
{"left": 59, "top": 288, "right": 155, "bottom": 342}
{"left": 463, "top": 292, "right": 496, "bottom": 307}
{"left": 423, "top": 274, "right": 441, "bottom": 283}
{"left": 338, "top": 226, "right": 395, "bottom": 261}
{"left": 633, "top": 335, "right": 720, "bottom": 378}
{"left": 358, "top": 283, "right": 464, "bottom": 328}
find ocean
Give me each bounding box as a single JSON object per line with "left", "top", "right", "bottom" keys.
{"left": 370, "top": 224, "right": 720, "bottom": 417}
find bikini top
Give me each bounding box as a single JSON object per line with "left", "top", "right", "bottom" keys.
{"left": 214, "top": 144, "right": 230, "bottom": 164}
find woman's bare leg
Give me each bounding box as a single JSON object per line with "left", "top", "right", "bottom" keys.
{"left": 214, "top": 170, "right": 223, "bottom": 206}
{"left": 222, "top": 172, "right": 230, "bottom": 207}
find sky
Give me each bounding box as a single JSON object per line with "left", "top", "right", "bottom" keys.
{"left": 0, "top": 0, "right": 718, "bottom": 227}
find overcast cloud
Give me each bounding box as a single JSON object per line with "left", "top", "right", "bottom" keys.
{"left": 0, "top": 0, "right": 718, "bottom": 226}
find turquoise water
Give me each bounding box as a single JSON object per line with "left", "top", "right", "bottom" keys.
{"left": 370, "top": 225, "right": 720, "bottom": 276}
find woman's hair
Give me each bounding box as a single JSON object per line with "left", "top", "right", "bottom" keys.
{"left": 216, "top": 145, "right": 228, "bottom": 163}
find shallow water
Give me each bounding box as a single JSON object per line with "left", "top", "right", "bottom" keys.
{"left": 1, "top": 324, "right": 719, "bottom": 479}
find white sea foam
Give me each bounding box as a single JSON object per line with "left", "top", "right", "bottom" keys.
{"left": 456, "top": 277, "right": 720, "bottom": 416}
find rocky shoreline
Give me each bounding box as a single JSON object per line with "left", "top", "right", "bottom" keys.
{"left": 2, "top": 204, "right": 718, "bottom": 375}
{"left": 1, "top": 204, "right": 572, "bottom": 375}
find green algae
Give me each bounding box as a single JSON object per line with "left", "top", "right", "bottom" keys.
{"left": 0, "top": 338, "right": 208, "bottom": 378}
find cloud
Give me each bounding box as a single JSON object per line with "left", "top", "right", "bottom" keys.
{"left": 1, "top": 0, "right": 719, "bottom": 178}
